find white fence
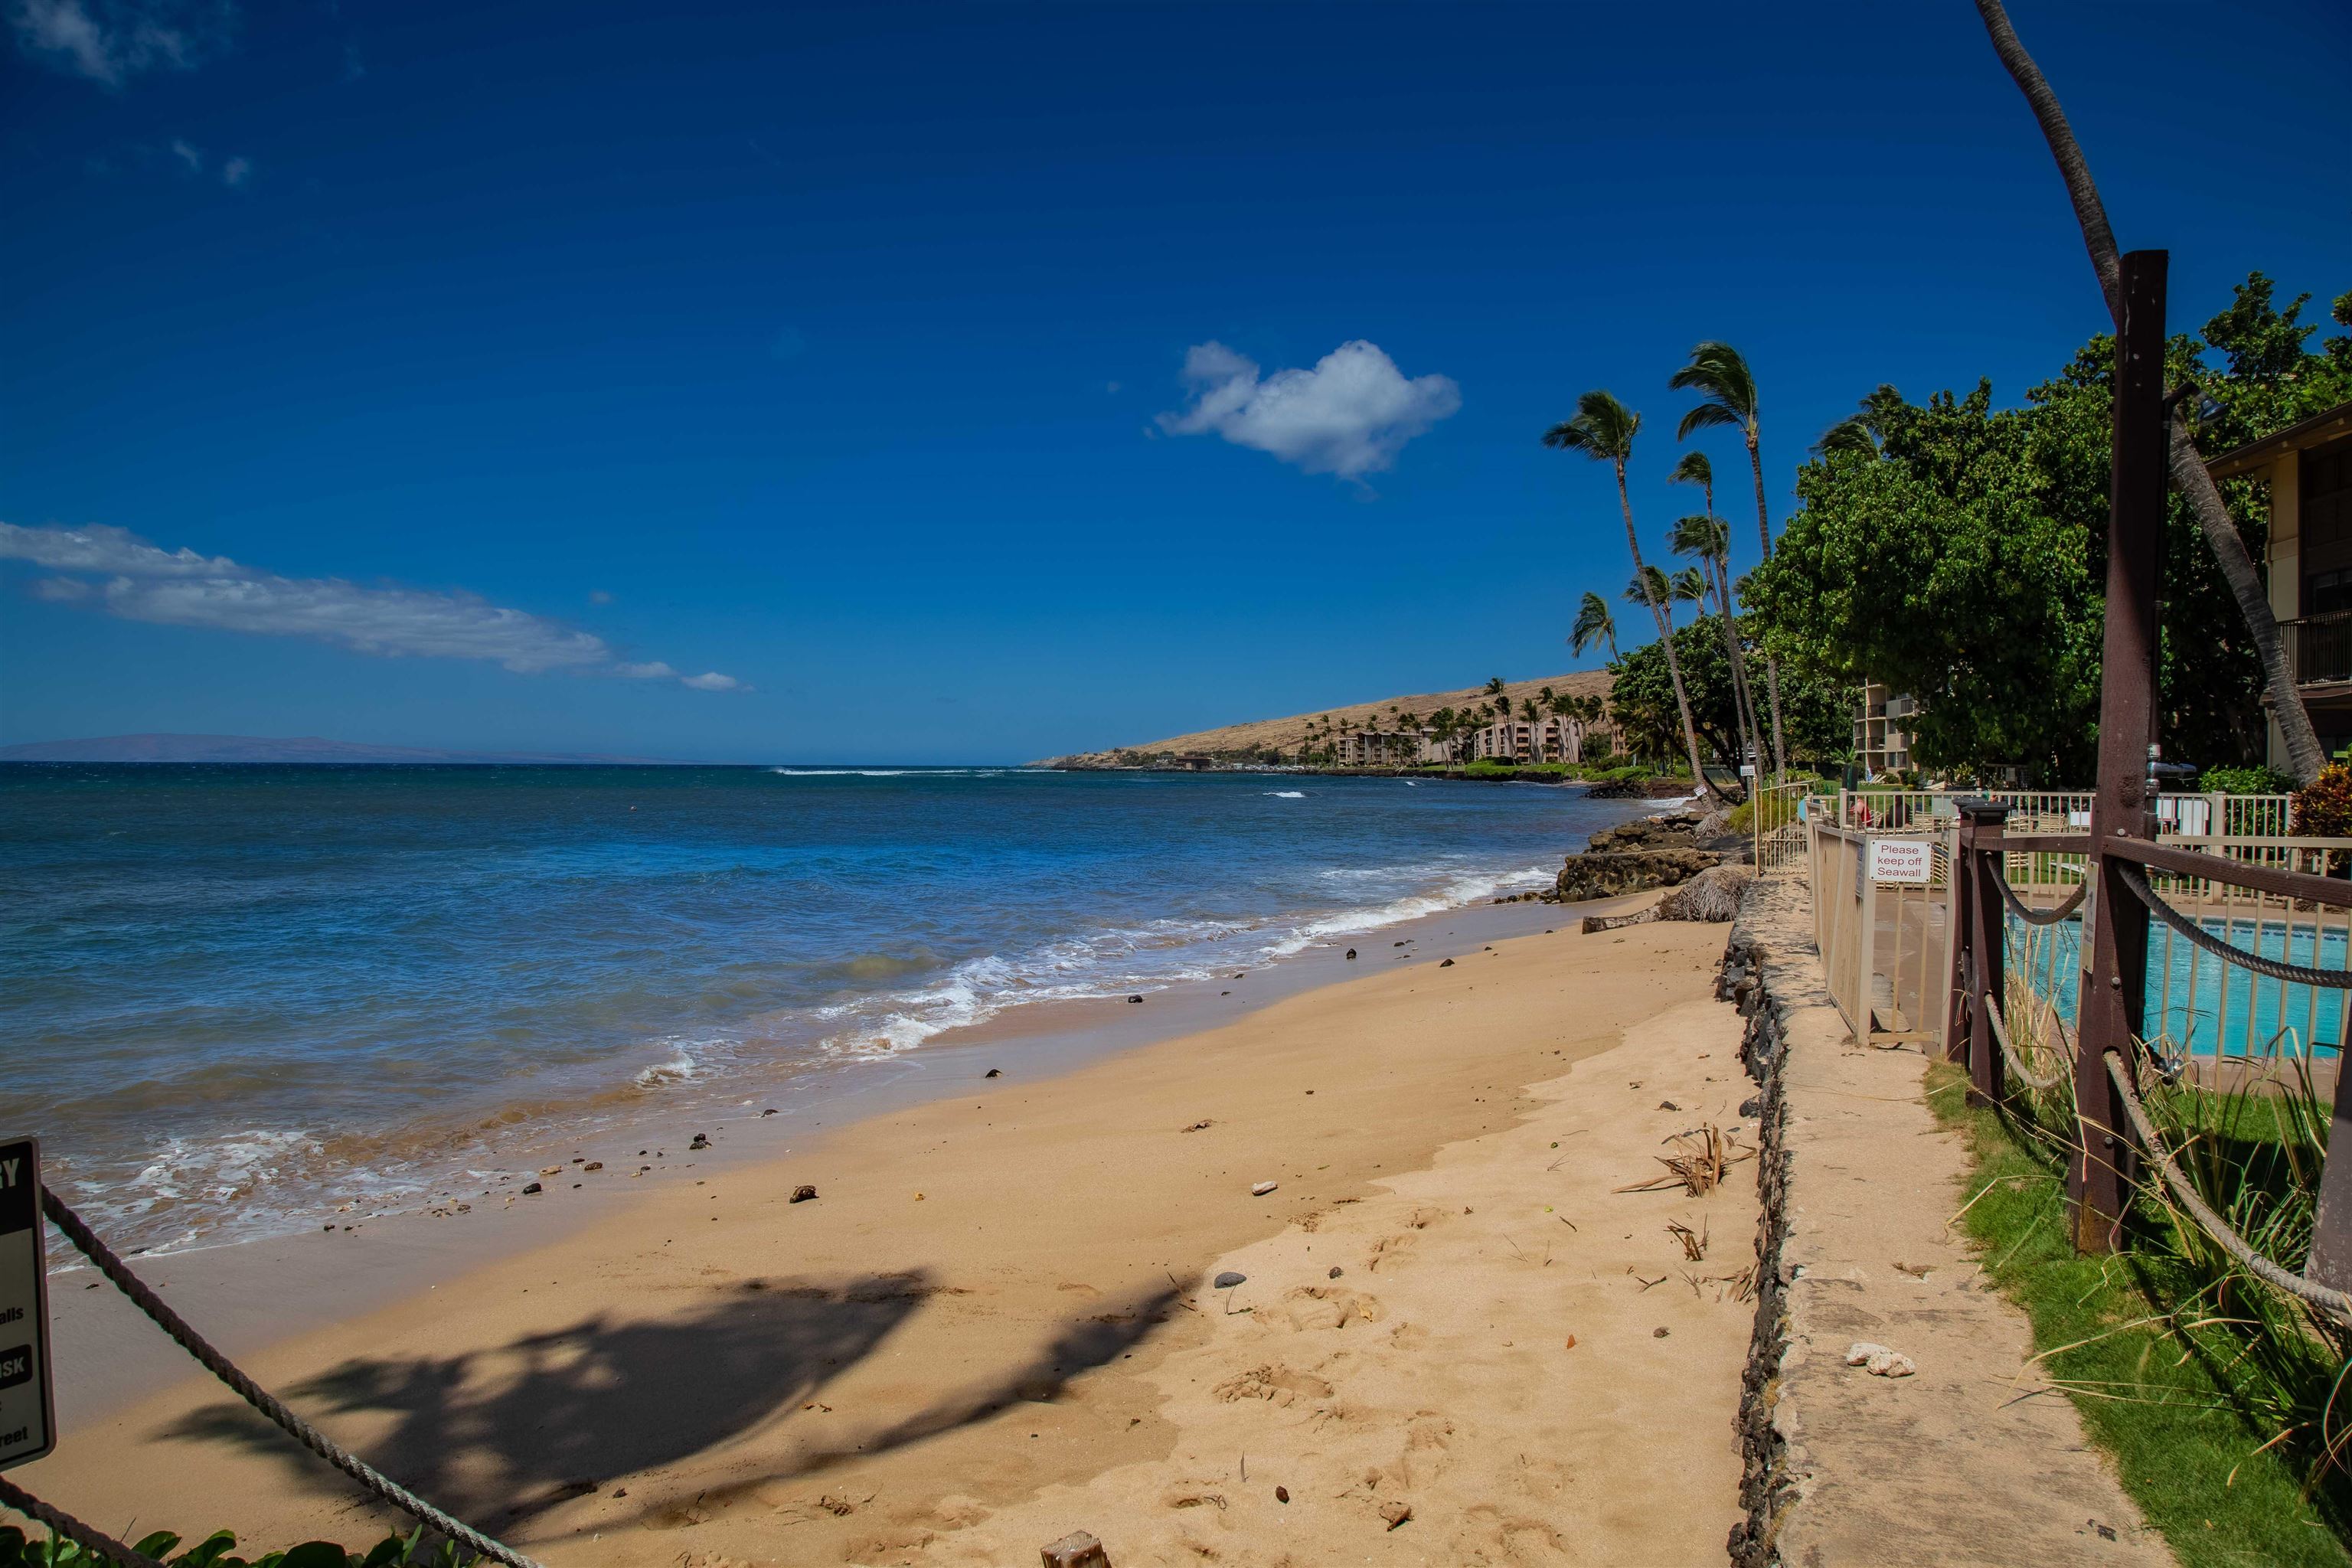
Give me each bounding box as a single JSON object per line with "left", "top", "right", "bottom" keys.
{"left": 1798, "top": 792, "right": 2338, "bottom": 1053}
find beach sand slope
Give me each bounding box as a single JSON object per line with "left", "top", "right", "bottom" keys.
{"left": 25, "top": 917, "right": 1753, "bottom": 1566}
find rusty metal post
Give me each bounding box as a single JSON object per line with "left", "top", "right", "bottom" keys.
{"left": 2305, "top": 1062, "right": 2352, "bottom": 1289}
{"left": 1959, "top": 801, "right": 2013, "bottom": 1106}
{"left": 2072, "top": 250, "right": 2167, "bottom": 1253}
{"left": 1946, "top": 808, "right": 1978, "bottom": 1066}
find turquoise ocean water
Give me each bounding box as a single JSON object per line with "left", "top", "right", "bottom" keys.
{"left": 2, "top": 763, "right": 1639, "bottom": 1253}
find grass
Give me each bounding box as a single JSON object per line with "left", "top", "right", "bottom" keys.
{"left": 1925, "top": 1060, "right": 2352, "bottom": 1566}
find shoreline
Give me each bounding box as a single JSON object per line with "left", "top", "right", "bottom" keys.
{"left": 36, "top": 775, "right": 1653, "bottom": 1269}
{"left": 39, "top": 885, "right": 1656, "bottom": 1433}
{"left": 23, "top": 895, "right": 1751, "bottom": 1566}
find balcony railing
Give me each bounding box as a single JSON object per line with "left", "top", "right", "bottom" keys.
{"left": 2286, "top": 609, "right": 2352, "bottom": 687}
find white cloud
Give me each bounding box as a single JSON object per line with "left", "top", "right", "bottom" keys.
{"left": 9, "top": 0, "right": 234, "bottom": 87}
{"left": 588, "top": 589, "right": 615, "bottom": 606}
{"left": 169, "top": 136, "right": 201, "bottom": 172}
{"left": 1157, "top": 339, "right": 1461, "bottom": 480}
{"left": 220, "top": 155, "right": 249, "bottom": 188}
{"left": 3, "top": 521, "right": 743, "bottom": 691}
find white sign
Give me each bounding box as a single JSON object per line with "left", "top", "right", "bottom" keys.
{"left": 1869, "top": 838, "right": 1934, "bottom": 884}
{"left": 0, "top": 1136, "right": 54, "bottom": 1472}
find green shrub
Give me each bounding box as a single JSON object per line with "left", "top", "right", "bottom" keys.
{"left": 0, "top": 1527, "right": 479, "bottom": 1568}
{"left": 2200, "top": 764, "right": 2295, "bottom": 795}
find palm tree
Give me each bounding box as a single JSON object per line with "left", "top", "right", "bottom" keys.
{"left": 1627, "top": 566, "right": 1675, "bottom": 632}
{"left": 1670, "top": 342, "right": 1788, "bottom": 776}
{"left": 1545, "top": 390, "right": 1716, "bottom": 798}
{"left": 1571, "top": 591, "right": 1619, "bottom": 662}
{"left": 1971, "top": 0, "right": 2323, "bottom": 783}
{"left": 1669, "top": 566, "right": 1708, "bottom": 609}
{"left": 1668, "top": 452, "right": 1763, "bottom": 773}
{"left": 1671, "top": 507, "right": 1762, "bottom": 773}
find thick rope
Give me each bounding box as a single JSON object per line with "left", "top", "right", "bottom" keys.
{"left": 2114, "top": 861, "right": 2352, "bottom": 990}
{"left": 41, "top": 1191, "right": 543, "bottom": 1568}
{"left": 1992, "top": 874, "right": 2086, "bottom": 928}
{"left": 1981, "top": 989, "right": 2069, "bottom": 1091}
{"left": 2103, "top": 1052, "right": 2352, "bottom": 1321}
{"left": 0, "top": 1475, "right": 168, "bottom": 1568}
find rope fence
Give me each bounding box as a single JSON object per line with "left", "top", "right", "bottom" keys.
{"left": 2104, "top": 1051, "right": 2352, "bottom": 1322}
{"left": 2114, "top": 861, "right": 2352, "bottom": 991}
{"left": 1991, "top": 874, "right": 2086, "bottom": 929}
{"left": 1980, "top": 988, "right": 2069, "bottom": 1093}
{"left": 8, "top": 1191, "right": 545, "bottom": 1568}
{"left": 0, "top": 1475, "right": 168, "bottom": 1568}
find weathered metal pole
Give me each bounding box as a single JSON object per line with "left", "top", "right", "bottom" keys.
{"left": 2072, "top": 249, "right": 2167, "bottom": 1252}
{"left": 1945, "top": 811, "right": 1978, "bottom": 1066}
{"left": 1959, "top": 802, "right": 2013, "bottom": 1106}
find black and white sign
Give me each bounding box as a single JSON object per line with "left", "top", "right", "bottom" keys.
{"left": 0, "top": 1137, "right": 55, "bottom": 1471}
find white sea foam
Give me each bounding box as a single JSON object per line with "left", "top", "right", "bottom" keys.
{"left": 1267, "top": 790, "right": 1306, "bottom": 799}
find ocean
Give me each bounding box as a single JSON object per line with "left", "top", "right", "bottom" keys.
{"left": 1, "top": 763, "right": 1645, "bottom": 1256}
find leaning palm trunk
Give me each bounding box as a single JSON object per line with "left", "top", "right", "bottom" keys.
{"left": 1973, "top": 0, "right": 2324, "bottom": 784}
{"left": 1742, "top": 439, "right": 1791, "bottom": 777}
{"left": 1711, "top": 548, "right": 1761, "bottom": 780}
{"left": 1616, "top": 465, "right": 1717, "bottom": 800}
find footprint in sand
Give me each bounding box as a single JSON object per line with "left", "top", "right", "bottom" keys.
{"left": 1212, "top": 1362, "right": 1336, "bottom": 1406}
{"left": 1277, "top": 1283, "right": 1382, "bottom": 1331}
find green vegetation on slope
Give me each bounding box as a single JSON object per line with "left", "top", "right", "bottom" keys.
{"left": 1925, "top": 1062, "right": 2351, "bottom": 1566}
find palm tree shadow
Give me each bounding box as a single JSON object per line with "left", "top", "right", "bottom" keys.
{"left": 162, "top": 1272, "right": 937, "bottom": 1521}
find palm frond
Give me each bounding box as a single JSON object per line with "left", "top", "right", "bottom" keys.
{"left": 1674, "top": 402, "right": 1743, "bottom": 440}
{"left": 1811, "top": 416, "right": 1880, "bottom": 458}
{"left": 1670, "top": 512, "right": 1729, "bottom": 559}
{"left": 1542, "top": 389, "right": 1641, "bottom": 460}
{"left": 1668, "top": 450, "right": 1713, "bottom": 488}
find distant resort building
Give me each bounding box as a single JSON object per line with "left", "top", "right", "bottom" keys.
{"left": 2207, "top": 400, "right": 2352, "bottom": 766}
{"left": 1854, "top": 681, "right": 1915, "bottom": 776}
{"left": 1328, "top": 714, "right": 1614, "bottom": 768}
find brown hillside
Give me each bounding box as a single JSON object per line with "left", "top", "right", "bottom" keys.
{"left": 1043, "top": 671, "right": 1612, "bottom": 764}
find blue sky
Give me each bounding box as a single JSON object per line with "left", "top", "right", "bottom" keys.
{"left": 4, "top": 1, "right": 2347, "bottom": 763}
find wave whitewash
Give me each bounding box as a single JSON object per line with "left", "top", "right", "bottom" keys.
{"left": 0, "top": 763, "right": 1637, "bottom": 1255}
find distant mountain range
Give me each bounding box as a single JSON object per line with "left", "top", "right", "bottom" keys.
{"left": 0, "top": 733, "right": 693, "bottom": 765}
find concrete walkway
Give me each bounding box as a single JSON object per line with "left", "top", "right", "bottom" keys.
{"left": 1723, "top": 877, "right": 2173, "bottom": 1567}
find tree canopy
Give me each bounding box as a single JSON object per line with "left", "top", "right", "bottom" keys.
{"left": 1609, "top": 615, "right": 1847, "bottom": 769}
{"left": 1745, "top": 272, "right": 2352, "bottom": 782}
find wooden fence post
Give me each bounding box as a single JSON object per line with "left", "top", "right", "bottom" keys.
{"left": 2073, "top": 249, "right": 2168, "bottom": 1253}
{"left": 1958, "top": 801, "right": 2013, "bottom": 1105}
{"left": 1947, "top": 809, "right": 1979, "bottom": 1066}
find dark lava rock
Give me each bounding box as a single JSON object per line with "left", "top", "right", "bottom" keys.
{"left": 1213, "top": 1270, "right": 1247, "bottom": 1289}
{"left": 689, "top": 1133, "right": 710, "bottom": 1150}
{"left": 1587, "top": 815, "right": 1703, "bottom": 854}
{"left": 1439, "top": 958, "right": 1455, "bottom": 967}
{"left": 1128, "top": 995, "right": 1144, "bottom": 1004}
{"left": 1344, "top": 949, "right": 1357, "bottom": 960}
{"left": 985, "top": 1068, "right": 1001, "bottom": 1078}
{"left": 521, "top": 1182, "right": 543, "bottom": 1195}
{"left": 790, "top": 1184, "right": 818, "bottom": 1203}
{"left": 1328, "top": 1266, "right": 1343, "bottom": 1279}
{"left": 1658, "top": 1100, "right": 1681, "bottom": 1111}
{"left": 1555, "top": 848, "right": 1719, "bottom": 902}
{"left": 1739, "top": 1096, "right": 1763, "bottom": 1119}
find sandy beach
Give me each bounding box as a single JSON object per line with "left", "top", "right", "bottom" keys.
{"left": 21, "top": 904, "right": 1756, "bottom": 1566}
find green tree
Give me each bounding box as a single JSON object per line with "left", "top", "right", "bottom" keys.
{"left": 1670, "top": 451, "right": 1764, "bottom": 771}
{"left": 1971, "top": 0, "right": 2327, "bottom": 782}
{"left": 1571, "top": 590, "right": 1619, "bottom": 662}
{"left": 1670, "top": 341, "right": 1789, "bottom": 773}
{"left": 1547, "top": 390, "right": 1718, "bottom": 799}
{"left": 1747, "top": 280, "right": 2350, "bottom": 779}
{"left": 1611, "top": 618, "right": 1851, "bottom": 770}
